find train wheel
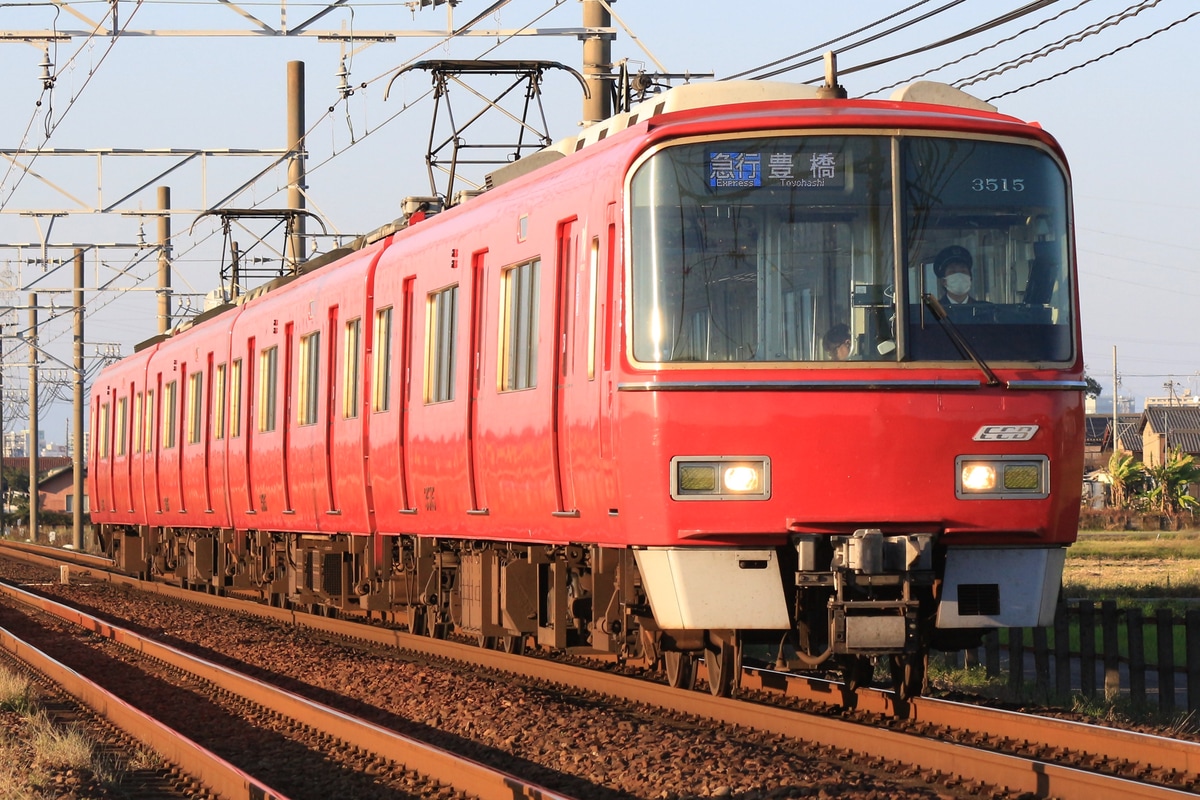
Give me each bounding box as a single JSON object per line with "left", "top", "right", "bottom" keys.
{"left": 479, "top": 635, "right": 498, "bottom": 649}
{"left": 664, "top": 651, "right": 697, "bottom": 690}
{"left": 890, "top": 653, "right": 927, "bottom": 700}
{"left": 704, "top": 641, "right": 736, "bottom": 697}
{"left": 499, "top": 634, "right": 525, "bottom": 655}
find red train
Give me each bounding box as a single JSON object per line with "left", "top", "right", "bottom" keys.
{"left": 89, "top": 78, "right": 1084, "bottom": 697}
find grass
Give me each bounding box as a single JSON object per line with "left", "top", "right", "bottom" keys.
{"left": 0, "top": 664, "right": 136, "bottom": 799}
{"left": 1063, "top": 530, "right": 1200, "bottom": 600}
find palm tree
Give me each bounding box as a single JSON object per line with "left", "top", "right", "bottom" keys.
{"left": 1146, "top": 448, "right": 1200, "bottom": 515}
{"left": 1106, "top": 452, "right": 1147, "bottom": 510}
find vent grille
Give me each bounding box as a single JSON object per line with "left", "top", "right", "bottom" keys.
{"left": 957, "top": 583, "right": 1001, "bottom": 616}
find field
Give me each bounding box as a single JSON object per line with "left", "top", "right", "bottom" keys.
{"left": 1064, "top": 530, "right": 1200, "bottom": 599}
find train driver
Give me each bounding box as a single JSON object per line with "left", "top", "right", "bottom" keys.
{"left": 933, "top": 245, "right": 983, "bottom": 305}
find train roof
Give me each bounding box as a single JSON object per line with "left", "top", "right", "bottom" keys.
{"left": 484, "top": 79, "right": 1001, "bottom": 192}
{"left": 133, "top": 79, "right": 1011, "bottom": 355}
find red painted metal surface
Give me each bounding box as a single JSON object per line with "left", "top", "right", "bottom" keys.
{"left": 89, "top": 90, "right": 1083, "bottom": 560}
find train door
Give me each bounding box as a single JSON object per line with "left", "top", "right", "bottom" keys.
{"left": 243, "top": 337, "right": 255, "bottom": 514}
{"left": 398, "top": 277, "right": 416, "bottom": 513}
{"left": 151, "top": 373, "right": 163, "bottom": 514}
{"left": 176, "top": 364, "right": 187, "bottom": 513}
{"left": 282, "top": 323, "right": 295, "bottom": 514}
{"left": 325, "top": 306, "right": 339, "bottom": 514}
{"left": 122, "top": 385, "right": 136, "bottom": 513}
{"left": 203, "top": 354, "right": 214, "bottom": 513}
{"left": 600, "top": 218, "right": 617, "bottom": 462}
{"left": 467, "top": 250, "right": 488, "bottom": 514}
{"left": 553, "top": 218, "right": 579, "bottom": 516}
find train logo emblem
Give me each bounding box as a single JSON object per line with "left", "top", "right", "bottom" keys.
{"left": 973, "top": 424, "right": 1039, "bottom": 442}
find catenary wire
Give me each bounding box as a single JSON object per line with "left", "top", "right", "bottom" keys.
{"left": 736, "top": 0, "right": 973, "bottom": 82}
{"left": 984, "top": 8, "right": 1200, "bottom": 100}
{"left": 721, "top": 0, "right": 935, "bottom": 81}
{"left": 865, "top": 0, "right": 1097, "bottom": 97}
{"left": 956, "top": 0, "right": 1166, "bottom": 89}
{"left": 0, "top": 1, "right": 146, "bottom": 214}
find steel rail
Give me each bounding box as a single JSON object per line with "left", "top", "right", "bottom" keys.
{"left": 741, "top": 666, "right": 1200, "bottom": 779}
{"left": 0, "top": 577, "right": 574, "bottom": 800}
{"left": 5, "top": 542, "right": 1198, "bottom": 799}
{"left": 0, "top": 624, "right": 289, "bottom": 800}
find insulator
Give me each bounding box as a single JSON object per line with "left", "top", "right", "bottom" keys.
{"left": 39, "top": 49, "right": 55, "bottom": 91}
{"left": 336, "top": 56, "right": 352, "bottom": 100}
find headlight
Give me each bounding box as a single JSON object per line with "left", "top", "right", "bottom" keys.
{"left": 956, "top": 455, "right": 1049, "bottom": 499}
{"left": 671, "top": 456, "right": 770, "bottom": 500}
{"left": 961, "top": 464, "right": 996, "bottom": 491}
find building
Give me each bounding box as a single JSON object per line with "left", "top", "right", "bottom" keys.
{"left": 1083, "top": 413, "right": 1142, "bottom": 472}
{"left": 1140, "top": 406, "right": 1200, "bottom": 468}
{"left": 36, "top": 464, "right": 89, "bottom": 514}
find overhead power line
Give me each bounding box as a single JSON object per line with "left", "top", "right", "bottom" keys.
{"left": 727, "top": 0, "right": 973, "bottom": 82}
{"left": 866, "top": 0, "right": 1097, "bottom": 97}
{"left": 956, "top": 0, "right": 1166, "bottom": 89}
{"left": 721, "top": 0, "right": 936, "bottom": 81}
{"left": 985, "top": 7, "right": 1200, "bottom": 100}
{"left": 833, "top": 0, "right": 1059, "bottom": 82}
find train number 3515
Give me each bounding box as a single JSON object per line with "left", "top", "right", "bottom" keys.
{"left": 971, "top": 177, "right": 1025, "bottom": 192}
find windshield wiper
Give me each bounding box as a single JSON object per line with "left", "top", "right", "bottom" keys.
{"left": 921, "top": 293, "right": 1002, "bottom": 387}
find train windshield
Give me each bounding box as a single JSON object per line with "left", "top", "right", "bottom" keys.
{"left": 628, "top": 134, "right": 1073, "bottom": 366}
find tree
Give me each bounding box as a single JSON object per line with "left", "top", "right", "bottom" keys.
{"left": 1145, "top": 448, "right": 1200, "bottom": 515}
{"left": 1084, "top": 373, "right": 1103, "bottom": 399}
{"left": 1106, "top": 452, "right": 1146, "bottom": 509}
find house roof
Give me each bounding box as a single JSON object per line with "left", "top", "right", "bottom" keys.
{"left": 1, "top": 456, "right": 73, "bottom": 475}
{"left": 1142, "top": 406, "right": 1200, "bottom": 454}
{"left": 1086, "top": 413, "right": 1143, "bottom": 452}
{"left": 38, "top": 464, "right": 86, "bottom": 488}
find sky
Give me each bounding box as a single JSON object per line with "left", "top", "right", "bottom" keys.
{"left": 1, "top": 0, "right": 1198, "bottom": 442}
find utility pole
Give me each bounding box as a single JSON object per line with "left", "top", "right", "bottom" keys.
{"left": 582, "top": 0, "right": 613, "bottom": 125}
{"left": 72, "top": 248, "right": 84, "bottom": 550}
{"left": 286, "top": 61, "right": 306, "bottom": 271}
{"left": 157, "top": 186, "right": 172, "bottom": 335}
{"left": 1112, "top": 346, "right": 1119, "bottom": 458}
{"left": 27, "top": 292, "right": 37, "bottom": 542}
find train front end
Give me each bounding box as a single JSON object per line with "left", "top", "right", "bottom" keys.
{"left": 616, "top": 87, "right": 1084, "bottom": 692}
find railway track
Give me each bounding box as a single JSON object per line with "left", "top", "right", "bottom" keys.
{"left": 0, "top": 561, "right": 572, "bottom": 800}
{"left": 4, "top": 540, "right": 1198, "bottom": 799}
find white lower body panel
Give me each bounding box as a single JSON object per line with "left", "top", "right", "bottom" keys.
{"left": 633, "top": 547, "right": 791, "bottom": 630}
{"left": 936, "top": 546, "right": 1066, "bottom": 628}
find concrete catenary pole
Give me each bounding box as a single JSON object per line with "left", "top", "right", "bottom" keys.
{"left": 287, "top": 60, "right": 306, "bottom": 271}
{"left": 72, "top": 248, "right": 84, "bottom": 550}
{"left": 157, "top": 186, "right": 172, "bottom": 335}
{"left": 1112, "top": 346, "right": 1119, "bottom": 457}
{"left": 27, "top": 291, "right": 37, "bottom": 541}
{"left": 581, "top": 0, "right": 613, "bottom": 125}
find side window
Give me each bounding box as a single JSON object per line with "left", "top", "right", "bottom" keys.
{"left": 343, "top": 319, "right": 361, "bottom": 419}
{"left": 213, "top": 364, "right": 227, "bottom": 439}
{"left": 500, "top": 259, "right": 539, "bottom": 391}
{"left": 298, "top": 332, "right": 320, "bottom": 425}
{"left": 187, "top": 371, "right": 204, "bottom": 444}
{"left": 259, "top": 346, "right": 278, "bottom": 432}
{"left": 230, "top": 359, "right": 242, "bottom": 438}
{"left": 143, "top": 389, "right": 155, "bottom": 452}
{"left": 425, "top": 285, "right": 458, "bottom": 404}
{"left": 99, "top": 402, "right": 111, "bottom": 459}
{"left": 115, "top": 397, "right": 128, "bottom": 456}
{"left": 133, "top": 391, "right": 144, "bottom": 453}
{"left": 372, "top": 307, "right": 392, "bottom": 412}
{"left": 162, "top": 380, "right": 177, "bottom": 449}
